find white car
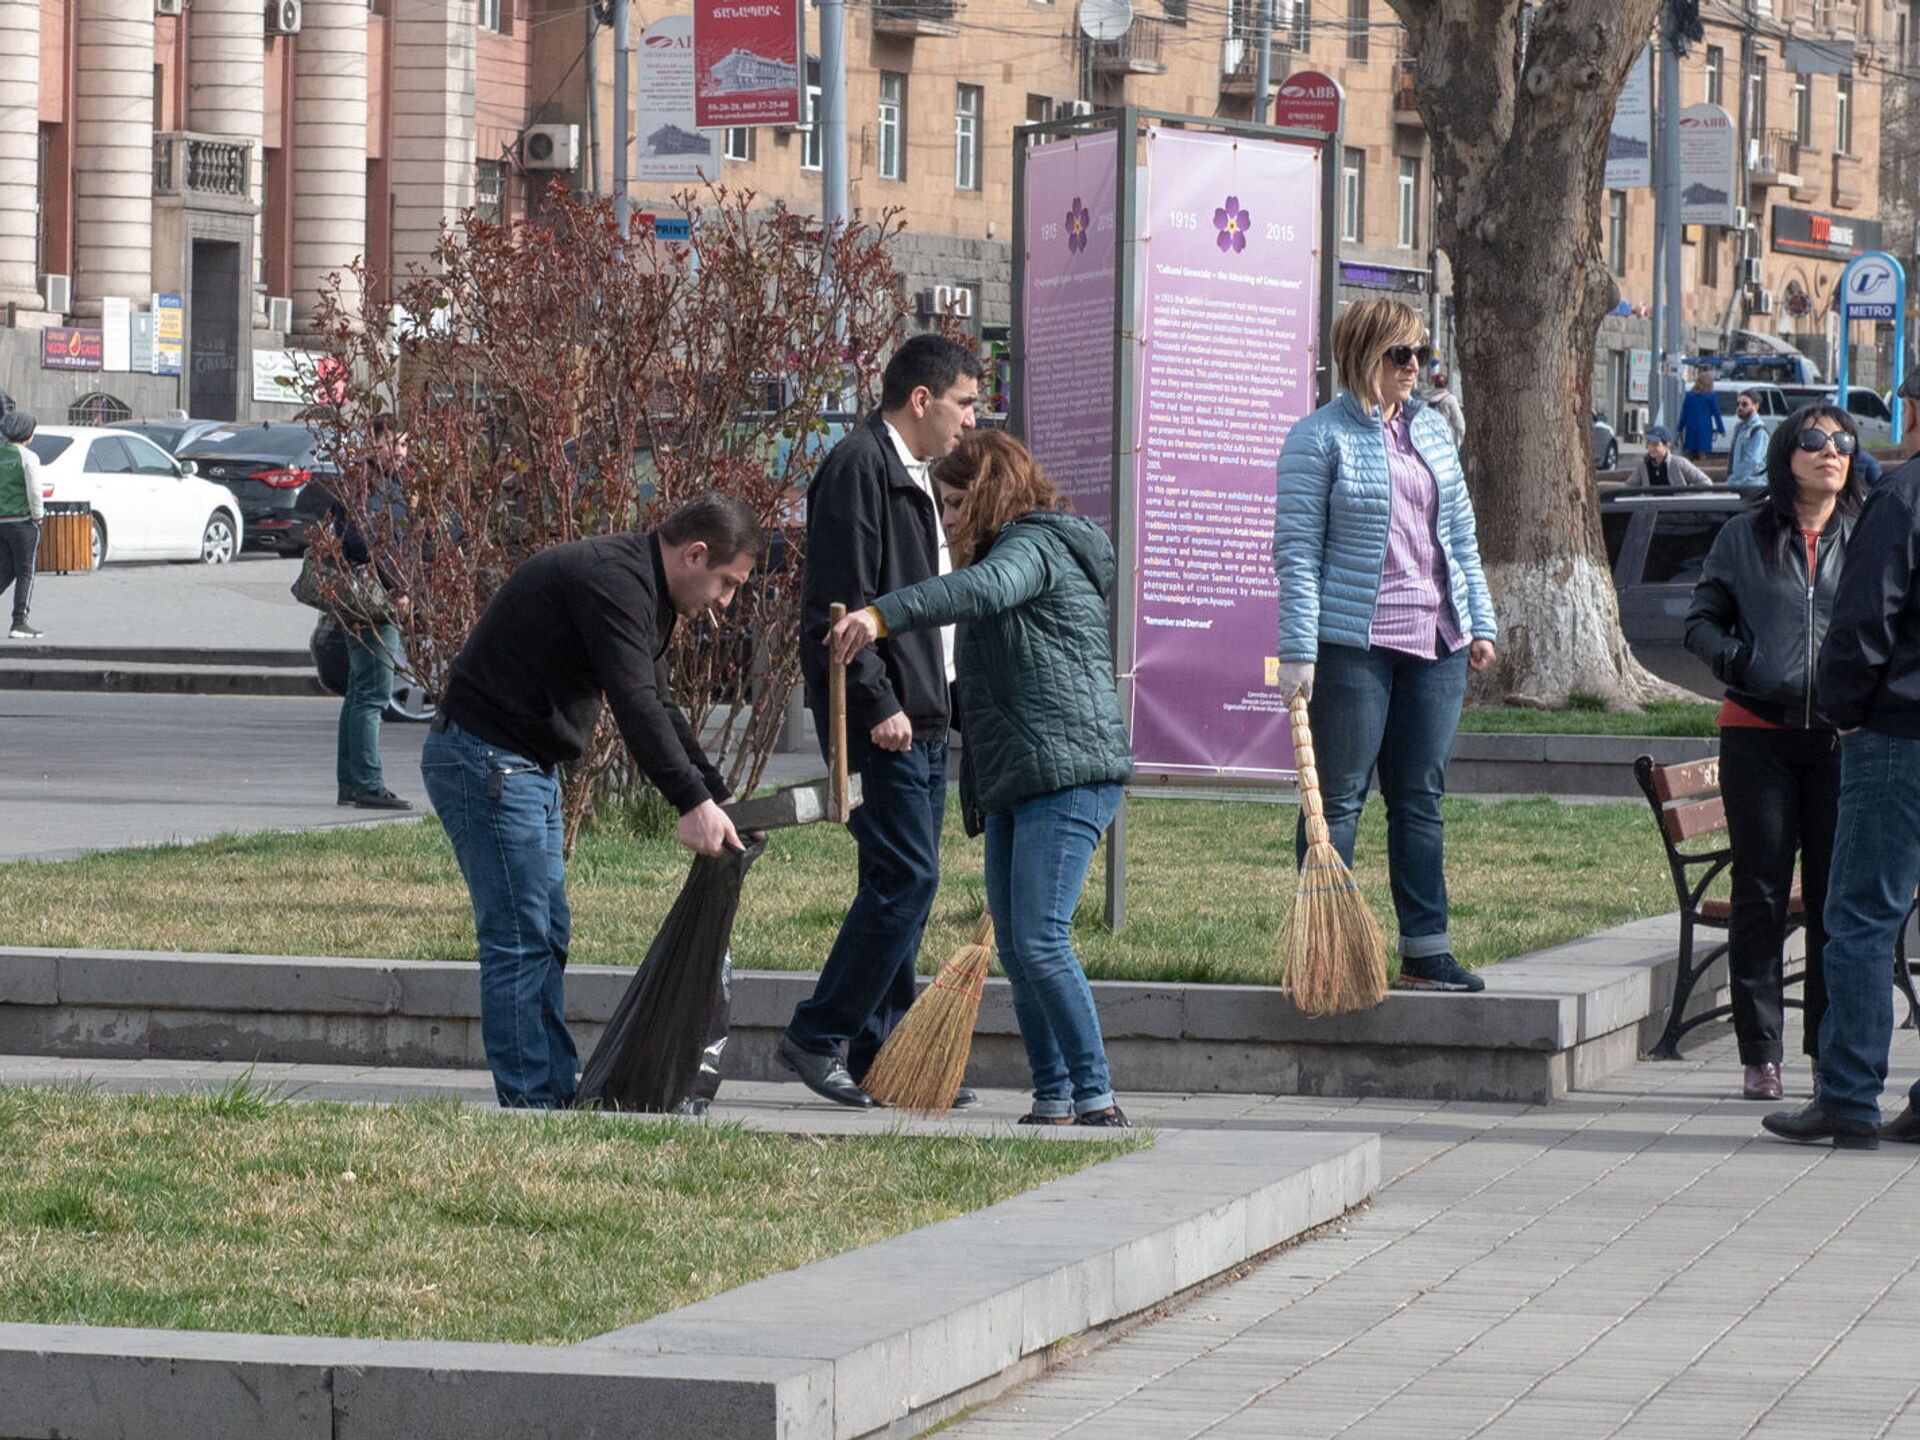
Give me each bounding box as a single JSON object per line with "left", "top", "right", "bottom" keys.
{"left": 24, "top": 425, "right": 243, "bottom": 566}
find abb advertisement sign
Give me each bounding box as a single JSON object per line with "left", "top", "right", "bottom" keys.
{"left": 1270, "top": 70, "right": 1342, "bottom": 133}
{"left": 693, "top": 0, "right": 802, "bottom": 128}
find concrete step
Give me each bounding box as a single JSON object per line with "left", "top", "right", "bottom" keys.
{"left": 8, "top": 644, "right": 315, "bottom": 668}
{"left": 0, "top": 659, "right": 326, "bottom": 698}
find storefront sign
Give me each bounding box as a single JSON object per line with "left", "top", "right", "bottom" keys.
{"left": 693, "top": 0, "right": 802, "bottom": 127}
{"left": 41, "top": 327, "right": 104, "bottom": 372}
{"left": 1606, "top": 46, "right": 1653, "bottom": 189}
{"left": 1270, "top": 70, "right": 1342, "bottom": 133}
{"left": 1771, "top": 206, "right": 1884, "bottom": 262}
{"left": 1338, "top": 261, "right": 1425, "bottom": 293}
{"left": 638, "top": 16, "right": 719, "bottom": 183}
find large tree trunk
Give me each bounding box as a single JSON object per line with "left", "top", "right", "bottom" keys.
{"left": 1390, "top": 0, "right": 1670, "bottom": 706}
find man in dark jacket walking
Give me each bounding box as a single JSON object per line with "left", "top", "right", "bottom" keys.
{"left": 1764, "top": 371, "right": 1920, "bottom": 1148}
{"left": 782, "top": 333, "right": 985, "bottom": 1108}
{"left": 421, "top": 494, "right": 759, "bottom": 1109}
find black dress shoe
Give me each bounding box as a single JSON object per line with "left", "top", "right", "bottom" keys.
{"left": 1880, "top": 1103, "right": 1920, "bottom": 1143}
{"left": 1762, "top": 1100, "right": 1879, "bottom": 1149}
{"left": 777, "top": 1037, "right": 873, "bottom": 1109}
{"left": 951, "top": 1087, "right": 979, "bottom": 1110}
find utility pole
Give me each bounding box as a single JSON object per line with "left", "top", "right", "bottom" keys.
{"left": 1253, "top": 0, "right": 1274, "bottom": 125}
{"left": 1655, "top": 3, "right": 1686, "bottom": 429}
{"left": 1718, "top": 3, "right": 1755, "bottom": 351}
{"left": 820, "top": 0, "right": 850, "bottom": 241}
{"left": 612, "top": 0, "right": 631, "bottom": 232}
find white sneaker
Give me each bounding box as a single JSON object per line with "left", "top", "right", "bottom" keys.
{"left": 8, "top": 625, "right": 41, "bottom": 640}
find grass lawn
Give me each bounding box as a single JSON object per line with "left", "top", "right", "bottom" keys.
{"left": 1458, "top": 700, "right": 1718, "bottom": 736}
{"left": 0, "top": 795, "right": 1681, "bottom": 979}
{"left": 0, "top": 1083, "right": 1135, "bottom": 1344}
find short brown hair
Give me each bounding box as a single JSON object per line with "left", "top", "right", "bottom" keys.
{"left": 1331, "top": 298, "right": 1427, "bottom": 410}
{"left": 931, "top": 431, "right": 1066, "bottom": 565}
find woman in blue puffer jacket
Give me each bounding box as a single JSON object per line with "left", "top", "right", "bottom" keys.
{"left": 1272, "top": 297, "right": 1499, "bottom": 992}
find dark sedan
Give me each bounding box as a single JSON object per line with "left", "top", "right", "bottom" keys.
{"left": 178, "top": 422, "right": 337, "bottom": 553}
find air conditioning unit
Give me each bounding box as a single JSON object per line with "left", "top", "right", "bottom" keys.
{"left": 1221, "top": 36, "right": 1246, "bottom": 72}
{"left": 1739, "top": 257, "right": 1762, "bottom": 286}
{"left": 1064, "top": 99, "right": 1095, "bottom": 117}
{"left": 265, "top": 0, "right": 302, "bottom": 35}
{"left": 932, "top": 284, "right": 975, "bottom": 318}
{"left": 155, "top": 0, "right": 182, "bottom": 15}
{"left": 773, "top": 121, "right": 814, "bottom": 136}
{"left": 1623, "top": 405, "right": 1649, "bottom": 442}
{"left": 42, "top": 274, "right": 70, "bottom": 315}
{"left": 268, "top": 296, "right": 293, "bottom": 333}
{"left": 1752, "top": 287, "right": 1776, "bottom": 315}
{"left": 522, "top": 123, "right": 580, "bottom": 170}
{"left": 1731, "top": 205, "right": 1747, "bottom": 231}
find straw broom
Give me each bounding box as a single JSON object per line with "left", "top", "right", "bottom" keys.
{"left": 860, "top": 912, "right": 996, "bottom": 1114}
{"left": 1279, "top": 693, "right": 1388, "bottom": 1015}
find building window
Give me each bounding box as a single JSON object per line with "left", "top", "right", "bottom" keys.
{"left": 878, "top": 73, "right": 905, "bottom": 181}
{"left": 1289, "top": 0, "right": 1310, "bottom": 51}
{"left": 1025, "top": 93, "right": 1054, "bottom": 145}
{"left": 1396, "top": 156, "right": 1419, "bottom": 249}
{"left": 1699, "top": 231, "right": 1718, "bottom": 288}
{"left": 1791, "top": 71, "right": 1810, "bottom": 146}
{"left": 1346, "top": 0, "right": 1368, "bottom": 61}
{"left": 724, "top": 127, "right": 753, "bottom": 161}
{"left": 1341, "top": 147, "right": 1364, "bottom": 244}
{"left": 1608, "top": 190, "right": 1627, "bottom": 276}
{"left": 1836, "top": 70, "right": 1853, "bottom": 154}
{"left": 474, "top": 159, "right": 504, "bottom": 223}
{"left": 802, "top": 62, "right": 822, "bottom": 171}
{"left": 1747, "top": 59, "right": 1767, "bottom": 138}
{"left": 478, "top": 0, "right": 503, "bottom": 32}
{"left": 955, "top": 84, "right": 981, "bottom": 191}
{"left": 1704, "top": 46, "right": 1723, "bottom": 107}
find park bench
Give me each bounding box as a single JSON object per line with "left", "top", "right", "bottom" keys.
{"left": 1635, "top": 753, "right": 1920, "bottom": 1060}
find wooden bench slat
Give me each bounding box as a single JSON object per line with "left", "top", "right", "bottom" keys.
{"left": 1662, "top": 795, "right": 1727, "bottom": 844}
{"left": 1650, "top": 756, "right": 1721, "bottom": 804}
{"left": 1701, "top": 886, "right": 1802, "bottom": 924}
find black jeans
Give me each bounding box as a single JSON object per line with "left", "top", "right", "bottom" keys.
{"left": 1719, "top": 725, "right": 1838, "bottom": 1065}
{"left": 786, "top": 727, "right": 947, "bottom": 1081}
{"left": 0, "top": 519, "right": 38, "bottom": 628}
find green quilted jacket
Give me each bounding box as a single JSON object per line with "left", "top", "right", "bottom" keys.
{"left": 873, "top": 509, "right": 1133, "bottom": 829}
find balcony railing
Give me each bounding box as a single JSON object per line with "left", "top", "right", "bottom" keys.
{"left": 1092, "top": 16, "right": 1168, "bottom": 75}
{"left": 1393, "top": 56, "right": 1419, "bottom": 122}
{"left": 1747, "top": 128, "right": 1801, "bottom": 187}
{"left": 872, "top": 0, "right": 958, "bottom": 37}
{"left": 153, "top": 133, "right": 252, "bottom": 202}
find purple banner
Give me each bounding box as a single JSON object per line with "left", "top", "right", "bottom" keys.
{"left": 1130, "top": 128, "right": 1322, "bottom": 780}
{"left": 1020, "top": 130, "right": 1118, "bottom": 531}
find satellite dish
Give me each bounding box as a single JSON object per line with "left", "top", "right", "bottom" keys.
{"left": 1078, "top": 0, "right": 1133, "bottom": 41}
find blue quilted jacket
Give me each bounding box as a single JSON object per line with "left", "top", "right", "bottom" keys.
{"left": 1273, "top": 392, "right": 1497, "bottom": 661}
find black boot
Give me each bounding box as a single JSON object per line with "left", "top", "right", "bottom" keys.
{"left": 1761, "top": 1100, "right": 1879, "bottom": 1149}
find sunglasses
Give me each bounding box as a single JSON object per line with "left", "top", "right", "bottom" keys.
{"left": 1795, "top": 428, "right": 1858, "bottom": 455}
{"left": 1383, "top": 345, "right": 1419, "bottom": 369}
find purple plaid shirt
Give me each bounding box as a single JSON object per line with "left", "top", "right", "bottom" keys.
{"left": 1370, "top": 407, "right": 1463, "bottom": 658}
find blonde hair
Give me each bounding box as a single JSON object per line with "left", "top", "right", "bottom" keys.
{"left": 1331, "top": 298, "right": 1427, "bottom": 410}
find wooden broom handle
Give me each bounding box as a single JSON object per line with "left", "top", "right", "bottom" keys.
{"left": 1290, "top": 694, "right": 1330, "bottom": 848}
{"left": 829, "top": 602, "right": 850, "bottom": 822}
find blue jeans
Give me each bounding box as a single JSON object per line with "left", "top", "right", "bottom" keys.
{"left": 984, "top": 782, "right": 1122, "bottom": 1117}
{"left": 337, "top": 621, "right": 399, "bottom": 795}
{"left": 1815, "top": 730, "right": 1920, "bottom": 1124}
{"left": 1299, "top": 641, "right": 1469, "bottom": 959}
{"left": 787, "top": 732, "right": 947, "bottom": 1080}
{"left": 420, "top": 721, "right": 577, "bottom": 1109}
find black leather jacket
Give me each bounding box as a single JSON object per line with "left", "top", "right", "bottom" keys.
{"left": 1685, "top": 507, "right": 1853, "bottom": 729}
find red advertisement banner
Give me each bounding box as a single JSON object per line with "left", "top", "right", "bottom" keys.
{"left": 41, "top": 327, "right": 105, "bottom": 372}
{"left": 693, "top": 0, "right": 802, "bottom": 128}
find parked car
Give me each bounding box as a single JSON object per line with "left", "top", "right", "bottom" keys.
{"left": 1704, "top": 381, "right": 1790, "bottom": 456}
{"left": 1591, "top": 412, "right": 1618, "bottom": 471}
{"left": 1598, "top": 488, "right": 1751, "bottom": 695}
{"left": 178, "top": 422, "right": 339, "bottom": 554}
{"left": 119, "top": 418, "right": 227, "bottom": 458}
{"left": 24, "top": 426, "right": 243, "bottom": 566}
{"left": 1778, "top": 384, "right": 1896, "bottom": 450}
{"left": 309, "top": 613, "right": 435, "bottom": 723}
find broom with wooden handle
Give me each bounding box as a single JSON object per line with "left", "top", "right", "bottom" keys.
{"left": 860, "top": 911, "right": 996, "bottom": 1114}
{"left": 1279, "top": 692, "right": 1388, "bottom": 1015}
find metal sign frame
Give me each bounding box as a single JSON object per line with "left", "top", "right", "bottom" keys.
{"left": 1010, "top": 105, "right": 1342, "bottom": 928}
{"left": 1836, "top": 250, "right": 1907, "bottom": 438}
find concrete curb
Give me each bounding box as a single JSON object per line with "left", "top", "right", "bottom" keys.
{"left": 0, "top": 914, "right": 1724, "bottom": 1103}
{"left": 0, "top": 660, "right": 326, "bottom": 697}
{"left": 0, "top": 1124, "right": 1379, "bottom": 1440}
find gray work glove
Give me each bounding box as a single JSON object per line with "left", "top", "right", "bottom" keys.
{"left": 1275, "top": 661, "right": 1315, "bottom": 703}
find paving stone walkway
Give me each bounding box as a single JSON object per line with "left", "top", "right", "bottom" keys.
{"left": 7, "top": 1023, "right": 1920, "bottom": 1438}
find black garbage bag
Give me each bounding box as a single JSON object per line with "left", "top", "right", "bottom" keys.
{"left": 574, "top": 837, "right": 765, "bottom": 1114}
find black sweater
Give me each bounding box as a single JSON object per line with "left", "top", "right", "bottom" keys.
{"left": 438, "top": 531, "right": 729, "bottom": 812}
{"left": 1819, "top": 454, "right": 1920, "bottom": 737}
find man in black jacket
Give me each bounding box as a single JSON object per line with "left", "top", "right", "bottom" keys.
{"left": 782, "top": 334, "right": 984, "bottom": 1108}
{"left": 1765, "top": 371, "right": 1920, "bottom": 1149}
{"left": 421, "top": 494, "right": 760, "bottom": 1109}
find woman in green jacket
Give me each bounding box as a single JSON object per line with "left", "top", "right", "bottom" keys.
{"left": 829, "top": 431, "right": 1134, "bottom": 1126}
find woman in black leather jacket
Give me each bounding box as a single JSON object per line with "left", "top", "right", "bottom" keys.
{"left": 1685, "top": 403, "right": 1866, "bottom": 1102}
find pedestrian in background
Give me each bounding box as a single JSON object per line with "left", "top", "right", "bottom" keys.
{"left": 329, "top": 418, "right": 412, "bottom": 811}
{"left": 781, "top": 334, "right": 986, "bottom": 1110}
{"left": 829, "top": 431, "right": 1134, "bottom": 1126}
{"left": 1627, "top": 426, "right": 1712, "bottom": 489}
{"left": 0, "top": 409, "right": 44, "bottom": 640}
{"left": 1272, "top": 296, "right": 1499, "bottom": 994}
{"left": 1724, "top": 390, "right": 1770, "bottom": 490}
{"left": 1684, "top": 403, "right": 1865, "bottom": 1102}
{"left": 1764, "top": 374, "right": 1920, "bottom": 1149}
{"left": 1679, "top": 370, "right": 1725, "bottom": 462}
{"left": 1423, "top": 366, "right": 1466, "bottom": 449}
